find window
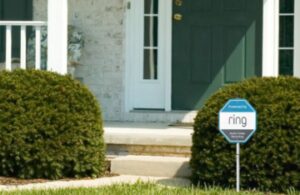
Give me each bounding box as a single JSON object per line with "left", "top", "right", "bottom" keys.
{"left": 279, "top": 0, "right": 294, "bottom": 75}
{"left": 143, "top": 0, "right": 159, "bottom": 80}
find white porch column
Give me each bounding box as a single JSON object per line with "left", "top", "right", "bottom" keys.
{"left": 47, "top": 0, "right": 68, "bottom": 74}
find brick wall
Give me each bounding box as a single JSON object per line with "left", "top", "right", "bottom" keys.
{"left": 33, "top": 0, "right": 126, "bottom": 121}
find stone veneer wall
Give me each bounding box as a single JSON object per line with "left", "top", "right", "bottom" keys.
{"left": 33, "top": 0, "right": 126, "bottom": 121}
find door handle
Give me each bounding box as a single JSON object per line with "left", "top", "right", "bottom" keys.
{"left": 175, "top": 0, "right": 183, "bottom": 6}
{"left": 174, "top": 13, "right": 183, "bottom": 21}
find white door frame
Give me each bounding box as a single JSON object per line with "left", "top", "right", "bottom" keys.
{"left": 262, "top": 0, "right": 279, "bottom": 76}
{"left": 125, "top": 0, "right": 294, "bottom": 112}
{"left": 162, "top": 0, "right": 172, "bottom": 111}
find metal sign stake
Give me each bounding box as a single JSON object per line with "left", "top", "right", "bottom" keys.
{"left": 219, "top": 99, "right": 257, "bottom": 193}
{"left": 236, "top": 143, "right": 240, "bottom": 192}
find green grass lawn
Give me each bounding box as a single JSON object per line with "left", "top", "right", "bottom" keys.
{"left": 1, "top": 182, "right": 298, "bottom": 195}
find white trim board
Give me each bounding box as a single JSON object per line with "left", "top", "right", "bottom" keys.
{"left": 294, "top": 0, "right": 300, "bottom": 77}
{"left": 124, "top": 0, "right": 133, "bottom": 112}
{"left": 163, "top": 0, "right": 172, "bottom": 111}
{"left": 262, "top": 0, "right": 279, "bottom": 77}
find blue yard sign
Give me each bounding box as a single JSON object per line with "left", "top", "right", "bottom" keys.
{"left": 219, "top": 99, "right": 257, "bottom": 144}
{"left": 219, "top": 98, "right": 257, "bottom": 192}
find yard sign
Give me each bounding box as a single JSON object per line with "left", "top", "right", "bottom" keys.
{"left": 219, "top": 99, "right": 257, "bottom": 192}
{"left": 219, "top": 99, "right": 256, "bottom": 143}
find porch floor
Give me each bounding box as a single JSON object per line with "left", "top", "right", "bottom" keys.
{"left": 103, "top": 122, "right": 193, "bottom": 147}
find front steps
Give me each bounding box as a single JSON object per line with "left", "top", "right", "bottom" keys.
{"left": 111, "top": 155, "right": 191, "bottom": 178}
{"left": 104, "top": 122, "right": 193, "bottom": 178}
{"left": 105, "top": 122, "right": 192, "bottom": 157}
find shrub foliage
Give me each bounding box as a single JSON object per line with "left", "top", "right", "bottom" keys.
{"left": 0, "top": 69, "right": 105, "bottom": 179}
{"left": 191, "top": 77, "right": 300, "bottom": 192}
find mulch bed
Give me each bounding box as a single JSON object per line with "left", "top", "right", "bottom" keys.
{"left": 0, "top": 172, "right": 118, "bottom": 186}
{"left": 0, "top": 177, "right": 49, "bottom": 185}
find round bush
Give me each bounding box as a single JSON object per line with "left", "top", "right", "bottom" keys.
{"left": 191, "top": 77, "right": 300, "bottom": 192}
{"left": 0, "top": 69, "right": 105, "bottom": 179}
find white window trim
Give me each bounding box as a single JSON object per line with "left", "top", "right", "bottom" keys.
{"left": 263, "top": 0, "right": 300, "bottom": 77}
{"left": 294, "top": 0, "right": 300, "bottom": 77}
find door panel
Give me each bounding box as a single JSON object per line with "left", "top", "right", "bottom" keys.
{"left": 172, "top": 0, "right": 262, "bottom": 110}
{"left": 224, "top": 26, "right": 246, "bottom": 83}
{"left": 223, "top": 0, "right": 246, "bottom": 11}
{"left": 190, "top": 26, "right": 212, "bottom": 84}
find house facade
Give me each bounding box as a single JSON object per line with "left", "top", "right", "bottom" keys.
{"left": 1, "top": 0, "right": 299, "bottom": 122}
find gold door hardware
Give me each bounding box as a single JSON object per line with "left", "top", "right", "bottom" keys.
{"left": 174, "top": 13, "right": 183, "bottom": 21}
{"left": 175, "top": 0, "right": 183, "bottom": 6}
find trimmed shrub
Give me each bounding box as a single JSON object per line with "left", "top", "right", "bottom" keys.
{"left": 191, "top": 77, "right": 300, "bottom": 192}
{"left": 0, "top": 69, "right": 105, "bottom": 179}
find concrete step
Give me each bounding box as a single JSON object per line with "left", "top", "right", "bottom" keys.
{"left": 110, "top": 155, "right": 191, "bottom": 178}
{"left": 107, "top": 144, "right": 191, "bottom": 157}
{"left": 104, "top": 122, "right": 193, "bottom": 157}
{"left": 122, "top": 110, "right": 197, "bottom": 123}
